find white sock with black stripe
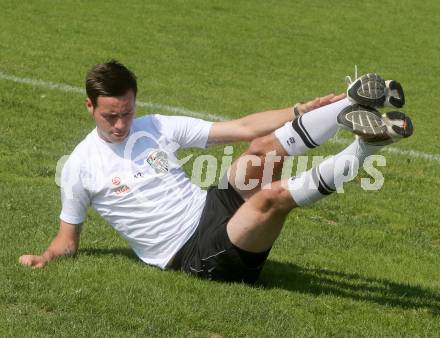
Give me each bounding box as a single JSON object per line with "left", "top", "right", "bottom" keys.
{"left": 275, "top": 98, "right": 351, "bottom": 155}
{"left": 287, "top": 137, "right": 382, "bottom": 206}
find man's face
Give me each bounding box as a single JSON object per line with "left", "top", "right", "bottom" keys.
{"left": 86, "top": 90, "right": 136, "bottom": 143}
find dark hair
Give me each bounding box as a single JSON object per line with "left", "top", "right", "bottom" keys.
{"left": 85, "top": 59, "right": 137, "bottom": 108}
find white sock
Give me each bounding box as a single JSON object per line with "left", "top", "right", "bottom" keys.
{"left": 287, "top": 138, "right": 383, "bottom": 206}
{"left": 275, "top": 98, "right": 351, "bottom": 155}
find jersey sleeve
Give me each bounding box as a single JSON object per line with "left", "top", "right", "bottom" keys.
{"left": 154, "top": 115, "right": 213, "bottom": 149}
{"left": 59, "top": 153, "right": 90, "bottom": 225}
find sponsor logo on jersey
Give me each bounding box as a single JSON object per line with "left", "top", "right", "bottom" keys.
{"left": 145, "top": 150, "right": 168, "bottom": 173}
{"left": 134, "top": 172, "right": 143, "bottom": 178}
{"left": 112, "top": 176, "right": 121, "bottom": 186}
{"left": 115, "top": 185, "right": 130, "bottom": 195}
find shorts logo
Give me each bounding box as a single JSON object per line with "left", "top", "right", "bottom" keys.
{"left": 112, "top": 176, "right": 121, "bottom": 186}
{"left": 145, "top": 150, "right": 168, "bottom": 173}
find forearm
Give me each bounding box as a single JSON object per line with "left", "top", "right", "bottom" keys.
{"left": 38, "top": 221, "right": 81, "bottom": 265}
{"left": 207, "top": 94, "right": 345, "bottom": 144}
{"left": 41, "top": 234, "right": 78, "bottom": 263}
{"left": 237, "top": 106, "right": 295, "bottom": 139}
{"left": 236, "top": 93, "right": 346, "bottom": 141}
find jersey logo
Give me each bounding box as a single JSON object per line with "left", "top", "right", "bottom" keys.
{"left": 112, "top": 176, "right": 121, "bottom": 186}
{"left": 115, "top": 185, "right": 130, "bottom": 195}
{"left": 145, "top": 150, "right": 168, "bottom": 173}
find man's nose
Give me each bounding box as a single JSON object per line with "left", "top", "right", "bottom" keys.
{"left": 114, "top": 118, "right": 125, "bottom": 130}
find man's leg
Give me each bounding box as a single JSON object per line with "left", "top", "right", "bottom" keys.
{"left": 226, "top": 137, "right": 376, "bottom": 251}
{"left": 227, "top": 72, "right": 407, "bottom": 201}
{"left": 228, "top": 98, "right": 351, "bottom": 200}
{"left": 227, "top": 108, "right": 414, "bottom": 252}
{"left": 226, "top": 180, "right": 296, "bottom": 252}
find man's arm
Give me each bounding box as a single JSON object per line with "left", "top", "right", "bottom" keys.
{"left": 19, "top": 220, "right": 81, "bottom": 268}
{"left": 208, "top": 93, "right": 345, "bottom": 144}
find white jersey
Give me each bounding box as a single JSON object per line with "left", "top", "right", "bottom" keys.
{"left": 60, "top": 114, "right": 213, "bottom": 268}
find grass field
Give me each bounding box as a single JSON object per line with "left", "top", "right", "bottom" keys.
{"left": 1, "top": 0, "right": 440, "bottom": 337}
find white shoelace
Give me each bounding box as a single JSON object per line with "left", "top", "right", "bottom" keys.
{"left": 345, "top": 64, "right": 358, "bottom": 86}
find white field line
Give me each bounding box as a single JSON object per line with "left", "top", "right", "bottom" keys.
{"left": 0, "top": 71, "right": 223, "bottom": 122}
{"left": 1, "top": 71, "right": 439, "bottom": 163}
{"left": 331, "top": 135, "right": 440, "bottom": 162}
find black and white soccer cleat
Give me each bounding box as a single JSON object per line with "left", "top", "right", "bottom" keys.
{"left": 347, "top": 73, "right": 387, "bottom": 108}
{"left": 337, "top": 104, "right": 386, "bottom": 137}
{"left": 384, "top": 80, "right": 405, "bottom": 108}
{"left": 346, "top": 73, "right": 406, "bottom": 109}
{"left": 374, "top": 111, "right": 413, "bottom": 145}
{"left": 337, "top": 105, "right": 413, "bottom": 145}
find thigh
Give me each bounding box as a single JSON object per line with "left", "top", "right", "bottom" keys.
{"left": 226, "top": 181, "right": 295, "bottom": 253}
{"left": 178, "top": 185, "right": 270, "bottom": 283}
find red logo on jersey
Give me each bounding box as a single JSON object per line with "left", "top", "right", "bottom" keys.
{"left": 115, "top": 185, "right": 130, "bottom": 195}
{"left": 112, "top": 176, "right": 121, "bottom": 186}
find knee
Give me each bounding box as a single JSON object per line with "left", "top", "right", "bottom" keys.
{"left": 247, "top": 135, "right": 273, "bottom": 156}
{"left": 257, "top": 183, "right": 293, "bottom": 213}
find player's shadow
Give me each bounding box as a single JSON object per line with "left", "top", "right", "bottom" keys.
{"left": 259, "top": 260, "right": 440, "bottom": 315}
{"left": 80, "top": 247, "right": 139, "bottom": 261}
{"left": 78, "top": 247, "right": 440, "bottom": 314}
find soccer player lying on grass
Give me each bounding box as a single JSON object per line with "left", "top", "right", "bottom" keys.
{"left": 19, "top": 61, "right": 412, "bottom": 283}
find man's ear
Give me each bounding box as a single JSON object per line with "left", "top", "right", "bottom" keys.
{"left": 85, "top": 97, "right": 94, "bottom": 115}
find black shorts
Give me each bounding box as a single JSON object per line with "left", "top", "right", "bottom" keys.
{"left": 168, "top": 184, "right": 271, "bottom": 284}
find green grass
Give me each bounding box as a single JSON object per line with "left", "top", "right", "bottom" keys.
{"left": 1, "top": 0, "right": 439, "bottom": 336}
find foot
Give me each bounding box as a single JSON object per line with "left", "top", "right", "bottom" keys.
{"left": 337, "top": 104, "right": 386, "bottom": 137}
{"left": 337, "top": 105, "right": 414, "bottom": 145}
{"left": 364, "top": 111, "right": 413, "bottom": 145}
{"left": 347, "top": 73, "right": 405, "bottom": 108}
{"left": 384, "top": 80, "right": 405, "bottom": 108}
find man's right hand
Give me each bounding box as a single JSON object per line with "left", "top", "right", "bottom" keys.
{"left": 18, "top": 255, "right": 48, "bottom": 268}
{"left": 18, "top": 220, "right": 81, "bottom": 269}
